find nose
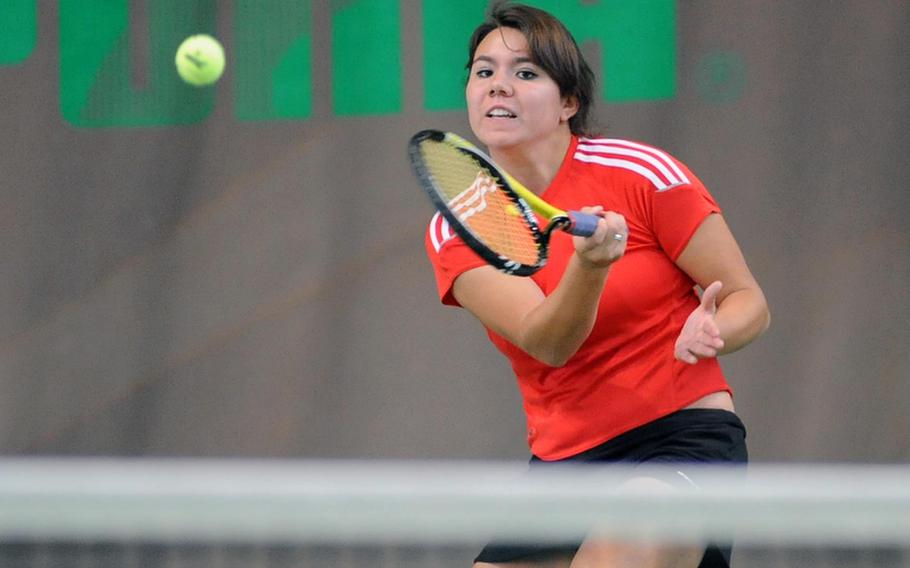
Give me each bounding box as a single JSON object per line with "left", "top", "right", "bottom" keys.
{"left": 488, "top": 73, "right": 512, "bottom": 97}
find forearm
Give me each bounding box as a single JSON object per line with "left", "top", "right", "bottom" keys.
{"left": 454, "top": 209, "right": 626, "bottom": 367}
{"left": 518, "top": 255, "right": 610, "bottom": 366}
{"left": 715, "top": 287, "right": 771, "bottom": 355}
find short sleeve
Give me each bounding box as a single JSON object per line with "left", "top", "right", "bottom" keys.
{"left": 424, "top": 212, "right": 487, "bottom": 306}
{"left": 648, "top": 165, "right": 721, "bottom": 260}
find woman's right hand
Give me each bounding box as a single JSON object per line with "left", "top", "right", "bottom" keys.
{"left": 572, "top": 206, "right": 628, "bottom": 269}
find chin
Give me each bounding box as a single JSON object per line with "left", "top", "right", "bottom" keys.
{"left": 476, "top": 129, "right": 525, "bottom": 151}
{"left": 469, "top": 119, "right": 516, "bottom": 146}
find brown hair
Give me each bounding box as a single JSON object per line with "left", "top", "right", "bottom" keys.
{"left": 466, "top": 2, "right": 597, "bottom": 136}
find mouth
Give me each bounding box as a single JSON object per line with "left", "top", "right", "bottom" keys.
{"left": 486, "top": 107, "right": 517, "bottom": 119}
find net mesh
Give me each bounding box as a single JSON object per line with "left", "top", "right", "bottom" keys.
{"left": 419, "top": 138, "right": 541, "bottom": 267}
{"left": 1, "top": 459, "right": 908, "bottom": 568}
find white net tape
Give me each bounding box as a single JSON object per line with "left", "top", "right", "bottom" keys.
{"left": 0, "top": 458, "right": 908, "bottom": 547}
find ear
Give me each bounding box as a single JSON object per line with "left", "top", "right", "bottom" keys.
{"left": 560, "top": 95, "right": 579, "bottom": 124}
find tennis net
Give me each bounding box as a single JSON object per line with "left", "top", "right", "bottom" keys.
{"left": 0, "top": 458, "right": 908, "bottom": 567}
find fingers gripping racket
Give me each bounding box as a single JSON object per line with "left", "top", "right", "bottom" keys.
{"left": 408, "top": 130, "right": 600, "bottom": 276}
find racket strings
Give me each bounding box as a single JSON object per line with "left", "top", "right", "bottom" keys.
{"left": 419, "top": 140, "right": 541, "bottom": 266}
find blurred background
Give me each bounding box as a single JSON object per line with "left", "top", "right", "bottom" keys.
{"left": 2, "top": 0, "right": 909, "bottom": 466}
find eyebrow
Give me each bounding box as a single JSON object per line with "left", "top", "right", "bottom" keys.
{"left": 471, "top": 55, "right": 536, "bottom": 67}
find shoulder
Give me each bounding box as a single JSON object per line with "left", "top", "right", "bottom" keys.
{"left": 573, "top": 137, "right": 693, "bottom": 192}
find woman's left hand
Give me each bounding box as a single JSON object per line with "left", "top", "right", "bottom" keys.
{"left": 675, "top": 281, "right": 725, "bottom": 364}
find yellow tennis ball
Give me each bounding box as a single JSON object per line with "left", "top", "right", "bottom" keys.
{"left": 175, "top": 34, "right": 225, "bottom": 87}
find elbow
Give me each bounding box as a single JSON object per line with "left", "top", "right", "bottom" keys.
{"left": 529, "top": 346, "right": 576, "bottom": 368}
{"left": 518, "top": 330, "right": 582, "bottom": 367}
{"left": 517, "top": 319, "right": 592, "bottom": 368}
{"left": 539, "top": 355, "right": 570, "bottom": 368}
{"left": 755, "top": 295, "right": 771, "bottom": 337}
{"left": 761, "top": 304, "right": 771, "bottom": 334}
{"left": 518, "top": 335, "right": 575, "bottom": 367}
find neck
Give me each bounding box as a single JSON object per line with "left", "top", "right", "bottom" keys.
{"left": 488, "top": 130, "right": 573, "bottom": 195}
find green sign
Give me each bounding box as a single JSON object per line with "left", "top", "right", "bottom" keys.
{"left": 0, "top": 0, "right": 36, "bottom": 65}
{"left": 425, "top": 0, "right": 676, "bottom": 110}
{"left": 3, "top": 1, "right": 677, "bottom": 127}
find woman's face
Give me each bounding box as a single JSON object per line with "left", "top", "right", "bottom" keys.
{"left": 466, "top": 27, "right": 577, "bottom": 152}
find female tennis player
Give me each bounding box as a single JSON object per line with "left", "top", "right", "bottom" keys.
{"left": 423, "top": 3, "right": 770, "bottom": 567}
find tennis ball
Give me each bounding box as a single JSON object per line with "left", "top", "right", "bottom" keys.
{"left": 175, "top": 34, "right": 225, "bottom": 87}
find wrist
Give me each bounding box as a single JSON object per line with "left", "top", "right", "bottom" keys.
{"left": 571, "top": 251, "right": 613, "bottom": 274}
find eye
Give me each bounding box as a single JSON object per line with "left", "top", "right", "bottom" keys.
{"left": 474, "top": 68, "right": 493, "bottom": 78}
{"left": 516, "top": 69, "right": 538, "bottom": 80}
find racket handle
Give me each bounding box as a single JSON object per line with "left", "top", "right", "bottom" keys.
{"left": 566, "top": 211, "right": 600, "bottom": 237}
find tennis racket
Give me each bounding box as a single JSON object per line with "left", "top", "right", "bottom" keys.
{"left": 408, "top": 129, "right": 600, "bottom": 276}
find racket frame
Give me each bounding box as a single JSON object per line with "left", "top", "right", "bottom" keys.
{"left": 410, "top": 129, "right": 552, "bottom": 275}
{"left": 411, "top": 130, "right": 601, "bottom": 275}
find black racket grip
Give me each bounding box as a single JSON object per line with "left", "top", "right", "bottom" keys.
{"left": 567, "top": 211, "right": 600, "bottom": 237}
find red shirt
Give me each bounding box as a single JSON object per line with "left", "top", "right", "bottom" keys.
{"left": 425, "top": 136, "right": 731, "bottom": 460}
